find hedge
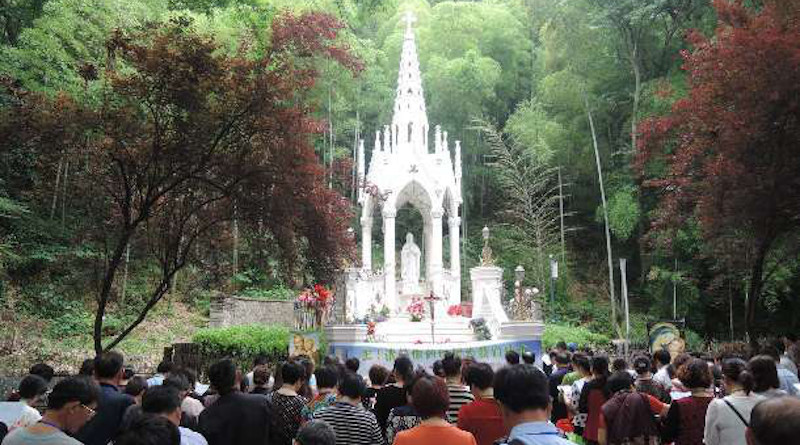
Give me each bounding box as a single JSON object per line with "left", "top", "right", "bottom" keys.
{"left": 542, "top": 323, "right": 612, "bottom": 350}
{"left": 192, "top": 325, "right": 290, "bottom": 368}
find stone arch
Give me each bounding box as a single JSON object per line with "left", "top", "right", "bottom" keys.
{"left": 391, "top": 179, "right": 434, "bottom": 216}
{"left": 392, "top": 180, "right": 437, "bottom": 285}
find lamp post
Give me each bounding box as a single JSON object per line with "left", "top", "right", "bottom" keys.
{"left": 549, "top": 254, "right": 558, "bottom": 311}
{"left": 481, "top": 226, "right": 493, "bottom": 266}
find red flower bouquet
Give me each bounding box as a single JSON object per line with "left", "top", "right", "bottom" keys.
{"left": 447, "top": 304, "right": 463, "bottom": 317}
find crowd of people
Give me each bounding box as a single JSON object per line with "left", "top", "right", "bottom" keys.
{"left": 0, "top": 336, "right": 798, "bottom": 445}
{"left": 540, "top": 337, "right": 800, "bottom": 445}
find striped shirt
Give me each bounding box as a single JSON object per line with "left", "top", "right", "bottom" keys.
{"left": 446, "top": 383, "right": 474, "bottom": 424}
{"left": 314, "top": 401, "right": 386, "bottom": 445}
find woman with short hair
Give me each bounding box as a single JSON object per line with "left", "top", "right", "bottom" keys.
{"left": 392, "top": 374, "right": 476, "bottom": 445}
{"left": 269, "top": 361, "right": 309, "bottom": 445}
{"left": 662, "top": 358, "right": 715, "bottom": 444}
{"left": 301, "top": 366, "right": 339, "bottom": 422}
{"left": 457, "top": 363, "right": 506, "bottom": 445}
{"left": 363, "top": 364, "right": 389, "bottom": 411}
{"left": 748, "top": 355, "right": 787, "bottom": 398}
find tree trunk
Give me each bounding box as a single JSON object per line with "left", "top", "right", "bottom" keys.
{"left": 558, "top": 167, "right": 566, "bottom": 268}
{"left": 103, "top": 272, "right": 176, "bottom": 352}
{"left": 630, "top": 42, "right": 648, "bottom": 285}
{"left": 232, "top": 204, "right": 239, "bottom": 277}
{"left": 94, "top": 230, "right": 134, "bottom": 354}
{"left": 120, "top": 243, "right": 130, "bottom": 306}
{"left": 585, "top": 93, "right": 617, "bottom": 331}
{"left": 630, "top": 42, "right": 641, "bottom": 154}
{"left": 744, "top": 236, "right": 774, "bottom": 338}
{"left": 61, "top": 160, "right": 69, "bottom": 226}
{"left": 50, "top": 158, "right": 62, "bottom": 220}
{"left": 327, "top": 86, "right": 334, "bottom": 189}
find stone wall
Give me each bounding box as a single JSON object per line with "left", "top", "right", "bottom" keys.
{"left": 208, "top": 294, "right": 294, "bottom": 328}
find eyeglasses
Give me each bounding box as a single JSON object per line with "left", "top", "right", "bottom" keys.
{"left": 80, "top": 404, "right": 96, "bottom": 418}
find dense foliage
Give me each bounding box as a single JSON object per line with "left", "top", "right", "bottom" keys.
{"left": 637, "top": 0, "right": 800, "bottom": 336}
{"left": 1, "top": 7, "right": 358, "bottom": 352}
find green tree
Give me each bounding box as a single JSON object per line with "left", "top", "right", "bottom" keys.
{"left": 0, "top": 0, "right": 47, "bottom": 45}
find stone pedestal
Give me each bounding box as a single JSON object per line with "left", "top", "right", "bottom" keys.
{"left": 498, "top": 321, "right": 545, "bottom": 341}
{"left": 470, "top": 266, "right": 509, "bottom": 338}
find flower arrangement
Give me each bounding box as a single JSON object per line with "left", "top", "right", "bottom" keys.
{"left": 366, "top": 321, "right": 376, "bottom": 343}
{"left": 406, "top": 297, "right": 425, "bottom": 322}
{"left": 447, "top": 304, "right": 463, "bottom": 317}
{"left": 295, "top": 284, "right": 334, "bottom": 330}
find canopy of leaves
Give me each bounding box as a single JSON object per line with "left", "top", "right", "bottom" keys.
{"left": 637, "top": 0, "right": 800, "bottom": 331}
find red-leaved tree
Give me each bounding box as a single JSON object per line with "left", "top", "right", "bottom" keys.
{"left": 1, "top": 12, "right": 360, "bottom": 353}
{"left": 637, "top": 0, "right": 800, "bottom": 336}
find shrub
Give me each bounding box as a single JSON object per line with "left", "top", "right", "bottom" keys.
{"left": 684, "top": 328, "right": 704, "bottom": 351}
{"left": 542, "top": 323, "right": 611, "bottom": 350}
{"left": 237, "top": 285, "right": 295, "bottom": 301}
{"left": 193, "top": 324, "right": 290, "bottom": 369}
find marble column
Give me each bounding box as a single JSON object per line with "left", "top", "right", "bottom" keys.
{"left": 430, "top": 208, "right": 444, "bottom": 295}
{"left": 383, "top": 207, "right": 397, "bottom": 312}
{"left": 423, "top": 220, "right": 432, "bottom": 281}
{"left": 361, "top": 216, "right": 372, "bottom": 271}
{"left": 449, "top": 216, "right": 461, "bottom": 277}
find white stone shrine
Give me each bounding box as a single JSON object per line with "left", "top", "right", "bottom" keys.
{"left": 347, "top": 11, "right": 462, "bottom": 319}
{"left": 334, "top": 12, "right": 542, "bottom": 349}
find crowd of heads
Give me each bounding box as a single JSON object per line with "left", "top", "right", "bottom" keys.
{"left": 2, "top": 335, "right": 800, "bottom": 445}
{"left": 533, "top": 336, "right": 800, "bottom": 445}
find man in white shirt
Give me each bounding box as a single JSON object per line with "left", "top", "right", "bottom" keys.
{"left": 141, "top": 385, "right": 208, "bottom": 445}
{"left": 3, "top": 376, "right": 100, "bottom": 445}
{"left": 0, "top": 375, "right": 48, "bottom": 431}
{"left": 653, "top": 349, "right": 673, "bottom": 391}
{"left": 762, "top": 345, "right": 800, "bottom": 397}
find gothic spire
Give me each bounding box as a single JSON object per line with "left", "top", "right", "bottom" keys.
{"left": 391, "top": 11, "right": 429, "bottom": 156}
